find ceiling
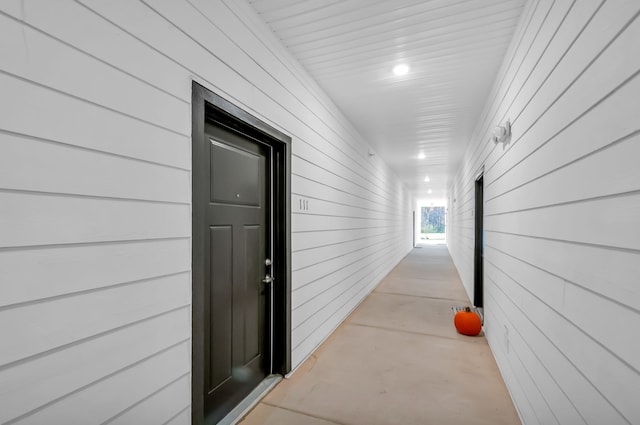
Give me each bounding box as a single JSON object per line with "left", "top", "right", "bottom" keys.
{"left": 248, "top": 0, "right": 527, "bottom": 200}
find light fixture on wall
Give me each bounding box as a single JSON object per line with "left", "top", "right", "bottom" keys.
{"left": 492, "top": 119, "right": 511, "bottom": 145}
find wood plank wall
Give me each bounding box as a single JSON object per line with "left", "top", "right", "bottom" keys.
{"left": 0, "top": 1, "right": 413, "bottom": 423}
{"left": 447, "top": 1, "right": 640, "bottom": 424}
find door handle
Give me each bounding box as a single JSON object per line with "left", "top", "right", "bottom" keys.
{"left": 262, "top": 274, "right": 274, "bottom": 284}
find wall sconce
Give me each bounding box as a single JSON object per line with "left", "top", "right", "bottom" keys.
{"left": 492, "top": 120, "right": 511, "bottom": 145}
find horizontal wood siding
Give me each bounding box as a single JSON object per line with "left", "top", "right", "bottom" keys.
{"left": 447, "top": 1, "right": 640, "bottom": 424}
{"left": 0, "top": 0, "right": 412, "bottom": 423}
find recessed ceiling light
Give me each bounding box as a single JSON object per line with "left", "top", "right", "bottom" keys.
{"left": 393, "top": 64, "right": 409, "bottom": 76}
{"left": 428, "top": 189, "right": 433, "bottom": 194}
{"left": 417, "top": 153, "right": 426, "bottom": 159}
{"left": 424, "top": 176, "right": 430, "bottom": 182}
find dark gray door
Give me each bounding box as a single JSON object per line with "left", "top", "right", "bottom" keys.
{"left": 473, "top": 174, "right": 484, "bottom": 308}
{"left": 201, "top": 122, "right": 270, "bottom": 423}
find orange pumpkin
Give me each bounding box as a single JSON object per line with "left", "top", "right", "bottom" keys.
{"left": 454, "top": 307, "right": 482, "bottom": 336}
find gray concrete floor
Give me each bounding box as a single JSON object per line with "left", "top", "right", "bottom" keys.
{"left": 239, "top": 242, "right": 521, "bottom": 425}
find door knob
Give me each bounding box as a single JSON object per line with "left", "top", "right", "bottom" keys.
{"left": 262, "top": 274, "right": 273, "bottom": 284}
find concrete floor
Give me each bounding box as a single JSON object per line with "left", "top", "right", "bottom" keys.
{"left": 239, "top": 242, "right": 522, "bottom": 425}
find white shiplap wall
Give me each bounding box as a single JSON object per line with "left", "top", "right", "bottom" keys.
{"left": 447, "top": 1, "right": 640, "bottom": 424}
{"left": 0, "top": 0, "right": 413, "bottom": 423}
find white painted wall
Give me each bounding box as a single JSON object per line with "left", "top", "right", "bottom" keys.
{"left": 0, "top": 1, "right": 413, "bottom": 423}
{"left": 447, "top": 1, "right": 640, "bottom": 424}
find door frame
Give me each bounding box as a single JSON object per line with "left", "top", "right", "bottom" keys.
{"left": 412, "top": 210, "right": 416, "bottom": 247}
{"left": 473, "top": 167, "right": 484, "bottom": 308}
{"left": 191, "top": 82, "right": 291, "bottom": 425}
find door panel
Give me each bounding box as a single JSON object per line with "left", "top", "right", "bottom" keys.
{"left": 202, "top": 123, "right": 270, "bottom": 423}
{"left": 209, "top": 141, "right": 260, "bottom": 206}
{"left": 243, "top": 225, "right": 261, "bottom": 361}
{"left": 208, "top": 225, "right": 232, "bottom": 390}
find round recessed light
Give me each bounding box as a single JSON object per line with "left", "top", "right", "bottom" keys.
{"left": 428, "top": 189, "right": 433, "bottom": 194}
{"left": 424, "top": 176, "right": 430, "bottom": 182}
{"left": 417, "top": 153, "right": 426, "bottom": 159}
{"left": 393, "top": 64, "right": 409, "bottom": 76}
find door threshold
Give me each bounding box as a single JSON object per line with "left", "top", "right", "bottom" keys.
{"left": 218, "top": 374, "right": 282, "bottom": 425}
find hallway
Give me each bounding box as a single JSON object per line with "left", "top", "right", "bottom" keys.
{"left": 239, "top": 243, "right": 521, "bottom": 425}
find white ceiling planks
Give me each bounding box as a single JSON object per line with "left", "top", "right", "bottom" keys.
{"left": 249, "top": 0, "right": 527, "bottom": 199}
